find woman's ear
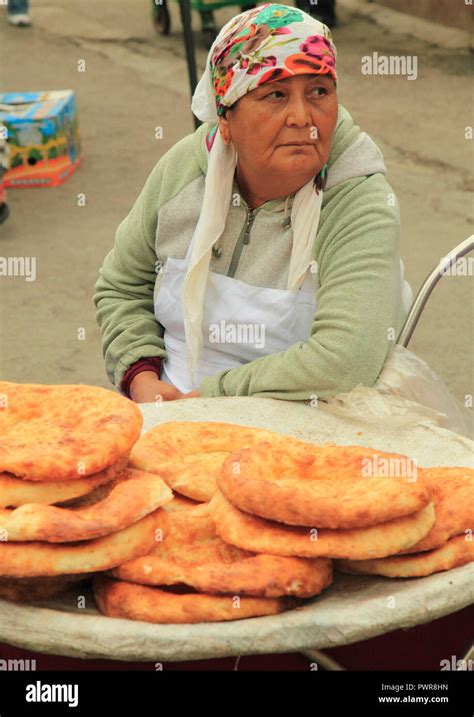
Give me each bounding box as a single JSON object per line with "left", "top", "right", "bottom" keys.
{"left": 217, "top": 110, "right": 232, "bottom": 146}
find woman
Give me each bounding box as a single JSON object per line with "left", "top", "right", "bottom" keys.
{"left": 94, "top": 3, "right": 412, "bottom": 405}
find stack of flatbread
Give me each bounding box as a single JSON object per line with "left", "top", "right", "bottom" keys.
{"left": 208, "top": 435, "right": 473, "bottom": 579}
{"left": 0, "top": 380, "right": 172, "bottom": 601}
{"left": 94, "top": 420, "right": 473, "bottom": 625}
{"left": 207, "top": 437, "right": 435, "bottom": 557}
{"left": 1, "top": 401, "right": 471, "bottom": 620}
{"left": 336, "top": 466, "right": 474, "bottom": 578}
{"left": 93, "top": 422, "right": 334, "bottom": 623}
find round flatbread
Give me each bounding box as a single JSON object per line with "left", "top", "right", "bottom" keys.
{"left": 0, "top": 507, "right": 169, "bottom": 577}
{"left": 111, "top": 503, "right": 333, "bottom": 598}
{"left": 336, "top": 533, "right": 474, "bottom": 578}
{"left": 395, "top": 466, "right": 474, "bottom": 554}
{"left": 129, "top": 421, "right": 295, "bottom": 501}
{"left": 93, "top": 575, "right": 295, "bottom": 624}
{"left": 0, "top": 380, "right": 143, "bottom": 480}
{"left": 0, "top": 573, "right": 94, "bottom": 602}
{"left": 0, "top": 456, "right": 129, "bottom": 508}
{"left": 208, "top": 490, "right": 436, "bottom": 560}
{"left": 218, "top": 439, "right": 432, "bottom": 529}
{"left": 0, "top": 468, "right": 173, "bottom": 542}
{"left": 162, "top": 493, "right": 200, "bottom": 513}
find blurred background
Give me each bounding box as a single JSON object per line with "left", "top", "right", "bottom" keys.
{"left": 0, "top": 0, "right": 472, "bottom": 412}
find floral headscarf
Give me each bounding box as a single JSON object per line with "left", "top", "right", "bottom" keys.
{"left": 192, "top": 3, "right": 337, "bottom": 128}
{"left": 183, "top": 5, "right": 338, "bottom": 385}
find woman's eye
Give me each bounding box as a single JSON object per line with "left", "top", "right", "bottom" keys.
{"left": 265, "top": 86, "right": 327, "bottom": 99}
{"left": 266, "top": 90, "right": 284, "bottom": 98}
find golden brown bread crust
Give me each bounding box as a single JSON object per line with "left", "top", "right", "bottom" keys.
{"left": 336, "top": 533, "right": 474, "bottom": 577}
{"left": 395, "top": 466, "right": 474, "bottom": 554}
{"left": 218, "top": 440, "right": 432, "bottom": 529}
{"left": 0, "top": 456, "right": 129, "bottom": 508}
{"left": 129, "top": 421, "right": 298, "bottom": 501}
{"left": 93, "top": 575, "right": 294, "bottom": 623}
{"left": 0, "top": 469, "right": 173, "bottom": 542}
{"left": 208, "top": 490, "right": 436, "bottom": 560}
{"left": 111, "top": 503, "right": 333, "bottom": 598}
{"left": 0, "top": 380, "right": 143, "bottom": 480}
{"left": 162, "top": 493, "right": 200, "bottom": 512}
{"left": 0, "top": 507, "right": 169, "bottom": 577}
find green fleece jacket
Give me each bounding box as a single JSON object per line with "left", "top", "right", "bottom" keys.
{"left": 93, "top": 105, "right": 411, "bottom": 400}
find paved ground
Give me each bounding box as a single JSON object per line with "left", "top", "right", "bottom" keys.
{"left": 0, "top": 0, "right": 472, "bottom": 419}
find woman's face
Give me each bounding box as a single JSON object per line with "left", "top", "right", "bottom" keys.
{"left": 218, "top": 73, "right": 338, "bottom": 190}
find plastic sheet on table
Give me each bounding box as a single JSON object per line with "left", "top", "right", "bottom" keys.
{"left": 319, "top": 344, "right": 472, "bottom": 439}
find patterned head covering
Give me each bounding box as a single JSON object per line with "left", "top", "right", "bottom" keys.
{"left": 183, "top": 4, "right": 338, "bottom": 385}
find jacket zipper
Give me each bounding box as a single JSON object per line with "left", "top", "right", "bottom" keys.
{"left": 227, "top": 206, "right": 258, "bottom": 279}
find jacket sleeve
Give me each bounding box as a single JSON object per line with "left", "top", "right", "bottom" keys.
{"left": 199, "top": 174, "right": 408, "bottom": 401}
{"left": 93, "top": 160, "right": 167, "bottom": 388}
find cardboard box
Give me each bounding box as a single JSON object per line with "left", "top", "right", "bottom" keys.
{"left": 0, "top": 90, "right": 82, "bottom": 188}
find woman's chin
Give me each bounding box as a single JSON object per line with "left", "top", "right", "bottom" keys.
{"left": 276, "top": 157, "right": 320, "bottom": 177}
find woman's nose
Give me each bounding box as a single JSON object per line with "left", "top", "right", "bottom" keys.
{"left": 285, "top": 95, "right": 313, "bottom": 127}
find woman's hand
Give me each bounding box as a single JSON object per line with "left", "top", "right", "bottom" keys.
{"left": 129, "top": 371, "right": 183, "bottom": 403}
{"left": 180, "top": 389, "right": 201, "bottom": 399}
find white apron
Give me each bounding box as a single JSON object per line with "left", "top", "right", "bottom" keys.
{"left": 154, "top": 225, "right": 413, "bottom": 395}
{"left": 154, "top": 233, "right": 318, "bottom": 394}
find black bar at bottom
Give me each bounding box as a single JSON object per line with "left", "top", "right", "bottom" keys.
{"left": 0, "top": 669, "right": 472, "bottom": 716}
